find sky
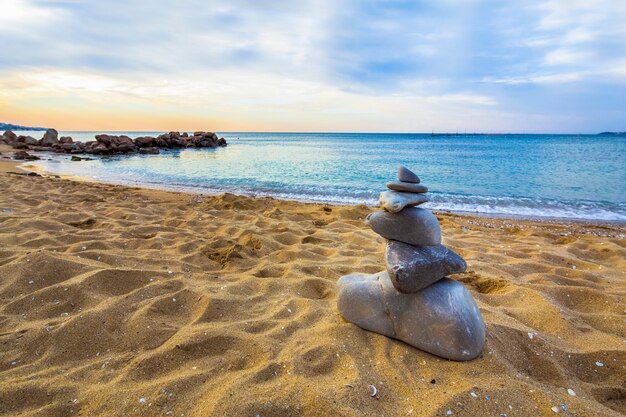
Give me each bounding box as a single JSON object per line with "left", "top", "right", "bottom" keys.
{"left": 0, "top": 0, "right": 625, "bottom": 133}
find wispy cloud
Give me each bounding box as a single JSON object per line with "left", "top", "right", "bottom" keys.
{"left": 0, "top": 0, "right": 624, "bottom": 132}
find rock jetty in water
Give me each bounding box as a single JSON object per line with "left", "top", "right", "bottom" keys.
{"left": 337, "top": 166, "right": 486, "bottom": 361}
{"left": 0, "top": 129, "right": 227, "bottom": 156}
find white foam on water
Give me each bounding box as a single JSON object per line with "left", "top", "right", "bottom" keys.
{"left": 27, "top": 148, "right": 626, "bottom": 223}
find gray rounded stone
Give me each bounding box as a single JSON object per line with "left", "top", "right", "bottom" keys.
{"left": 386, "top": 182, "right": 428, "bottom": 193}
{"left": 366, "top": 207, "right": 441, "bottom": 246}
{"left": 385, "top": 241, "right": 466, "bottom": 293}
{"left": 398, "top": 166, "right": 420, "bottom": 183}
{"left": 380, "top": 190, "right": 429, "bottom": 213}
{"left": 336, "top": 272, "right": 485, "bottom": 361}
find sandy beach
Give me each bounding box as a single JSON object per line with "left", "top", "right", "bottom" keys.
{"left": 0, "top": 170, "right": 624, "bottom": 417}
{"left": 0, "top": 144, "right": 26, "bottom": 173}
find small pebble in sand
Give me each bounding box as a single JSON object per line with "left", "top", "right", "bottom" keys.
{"left": 470, "top": 392, "right": 478, "bottom": 398}
{"left": 595, "top": 361, "right": 604, "bottom": 367}
{"left": 139, "top": 397, "right": 146, "bottom": 404}
{"left": 551, "top": 406, "right": 560, "bottom": 413}
{"left": 172, "top": 298, "right": 176, "bottom": 302}
{"left": 446, "top": 411, "right": 453, "bottom": 415}
{"left": 567, "top": 388, "right": 576, "bottom": 396}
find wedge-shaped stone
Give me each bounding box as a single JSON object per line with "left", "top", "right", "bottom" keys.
{"left": 336, "top": 272, "right": 485, "bottom": 361}
{"left": 366, "top": 207, "right": 441, "bottom": 246}
{"left": 398, "top": 166, "right": 420, "bottom": 183}
{"left": 380, "top": 190, "right": 429, "bottom": 213}
{"left": 385, "top": 241, "right": 466, "bottom": 292}
{"left": 386, "top": 182, "right": 428, "bottom": 193}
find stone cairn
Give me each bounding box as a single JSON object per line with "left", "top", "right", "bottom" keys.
{"left": 336, "top": 166, "right": 486, "bottom": 361}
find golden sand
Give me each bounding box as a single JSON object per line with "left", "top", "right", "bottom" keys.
{"left": 0, "top": 144, "right": 26, "bottom": 173}
{"left": 0, "top": 173, "right": 624, "bottom": 417}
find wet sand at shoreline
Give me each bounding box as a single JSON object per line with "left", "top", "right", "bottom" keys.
{"left": 0, "top": 172, "right": 624, "bottom": 416}
{"left": 0, "top": 144, "right": 26, "bottom": 173}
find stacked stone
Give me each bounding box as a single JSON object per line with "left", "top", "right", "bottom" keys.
{"left": 336, "top": 166, "right": 486, "bottom": 361}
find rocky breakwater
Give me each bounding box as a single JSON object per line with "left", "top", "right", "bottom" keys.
{"left": 0, "top": 129, "right": 227, "bottom": 157}
{"left": 336, "top": 166, "right": 486, "bottom": 361}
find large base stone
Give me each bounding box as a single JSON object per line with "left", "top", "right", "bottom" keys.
{"left": 336, "top": 272, "right": 485, "bottom": 361}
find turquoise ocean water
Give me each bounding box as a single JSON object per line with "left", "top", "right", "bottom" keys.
{"left": 21, "top": 131, "right": 626, "bottom": 222}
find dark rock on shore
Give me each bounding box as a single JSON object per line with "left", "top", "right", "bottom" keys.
{"left": 139, "top": 147, "right": 160, "bottom": 155}
{"left": 0, "top": 130, "right": 227, "bottom": 157}
{"left": 7, "top": 171, "right": 41, "bottom": 176}
{"left": 13, "top": 151, "right": 40, "bottom": 161}
{"left": 21, "top": 136, "right": 39, "bottom": 146}
{"left": 3, "top": 130, "right": 17, "bottom": 142}
{"left": 41, "top": 129, "right": 59, "bottom": 146}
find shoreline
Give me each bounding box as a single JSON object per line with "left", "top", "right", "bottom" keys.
{"left": 3, "top": 160, "right": 626, "bottom": 239}
{"left": 0, "top": 144, "right": 26, "bottom": 172}
{"left": 33, "top": 173, "right": 626, "bottom": 235}
{"left": 14, "top": 152, "right": 626, "bottom": 229}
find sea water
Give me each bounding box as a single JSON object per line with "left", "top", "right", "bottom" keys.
{"left": 21, "top": 131, "right": 626, "bottom": 222}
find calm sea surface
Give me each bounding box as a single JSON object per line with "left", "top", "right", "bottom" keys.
{"left": 21, "top": 131, "right": 626, "bottom": 221}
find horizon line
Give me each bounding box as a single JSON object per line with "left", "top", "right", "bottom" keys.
{"left": 4, "top": 128, "right": 622, "bottom": 136}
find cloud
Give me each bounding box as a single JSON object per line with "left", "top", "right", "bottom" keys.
{"left": 0, "top": 0, "right": 625, "bottom": 132}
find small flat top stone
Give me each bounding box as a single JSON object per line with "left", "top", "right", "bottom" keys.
{"left": 387, "top": 182, "right": 428, "bottom": 194}
{"left": 398, "top": 166, "right": 420, "bottom": 183}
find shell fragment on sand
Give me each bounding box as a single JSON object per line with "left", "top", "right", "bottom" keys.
{"left": 386, "top": 182, "right": 428, "bottom": 193}
{"left": 380, "top": 190, "right": 429, "bottom": 213}
{"left": 336, "top": 272, "right": 486, "bottom": 361}
{"left": 385, "top": 241, "right": 466, "bottom": 293}
{"left": 398, "top": 166, "right": 420, "bottom": 183}
{"left": 366, "top": 206, "right": 441, "bottom": 246}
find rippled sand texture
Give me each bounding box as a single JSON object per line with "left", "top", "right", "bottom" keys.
{"left": 0, "top": 173, "right": 624, "bottom": 417}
